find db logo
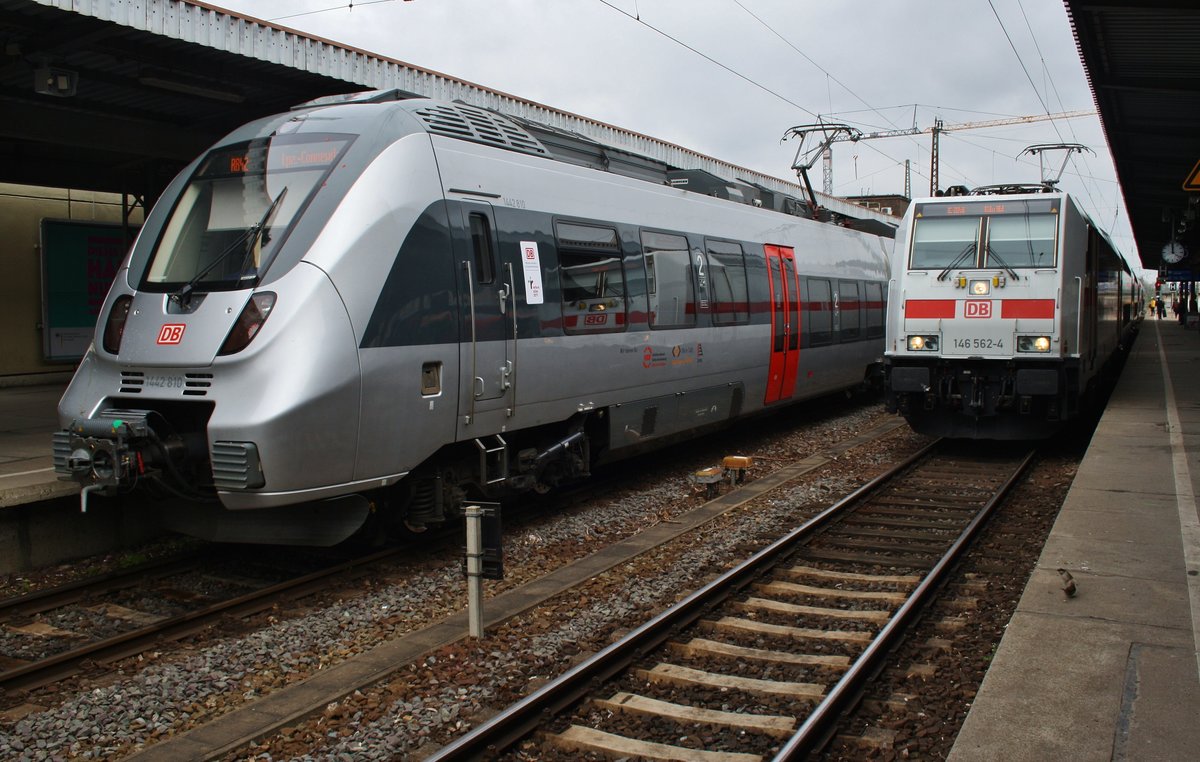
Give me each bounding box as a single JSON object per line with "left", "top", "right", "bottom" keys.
{"left": 156, "top": 324, "right": 186, "bottom": 345}
{"left": 964, "top": 301, "right": 993, "bottom": 319}
{"left": 584, "top": 314, "right": 607, "bottom": 326}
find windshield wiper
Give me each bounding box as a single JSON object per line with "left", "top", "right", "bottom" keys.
{"left": 936, "top": 242, "right": 977, "bottom": 281}
{"left": 984, "top": 244, "right": 1020, "bottom": 281}
{"left": 171, "top": 186, "right": 289, "bottom": 306}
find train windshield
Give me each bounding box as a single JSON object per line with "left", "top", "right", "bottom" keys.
{"left": 985, "top": 214, "right": 1058, "bottom": 267}
{"left": 142, "top": 134, "right": 353, "bottom": 292}
{"left": 910, "top": 200, "right": 1060, "bottom": 270}
{"left": 910, "top": 217, "right": 981, "bottom": 269}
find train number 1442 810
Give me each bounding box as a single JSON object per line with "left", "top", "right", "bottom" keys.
{"left": 953, "top": 338, "right": 1004, "bottom": 350}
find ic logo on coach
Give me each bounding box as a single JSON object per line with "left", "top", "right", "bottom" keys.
{"left": 157, "top": 324, "right": 186, "bottom": 345}
{"left": 964, "top": 301, "right": 992, "bottom": 319}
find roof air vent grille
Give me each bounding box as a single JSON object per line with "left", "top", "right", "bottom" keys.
{"left": 415, "top": 104, "right": 548, "bottom": 157}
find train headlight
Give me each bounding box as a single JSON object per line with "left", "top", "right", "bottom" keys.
{"left": 907, "top": 335, "right": 939, "bottom": 352}
{"left": 218, "top": 292, "right": 277, "bottom": 356}
{"left": 970, "top": 279, "right": 990, "bottom": 295}
{"left": 102, "top": 295, "right": 134, "bottom": 355}
{"left": 1017, "top": 335, "right": 1053, "bottom": 353}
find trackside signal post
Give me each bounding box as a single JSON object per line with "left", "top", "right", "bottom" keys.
{"left": 462, "top": 502, "right": 502, "bottom": 638}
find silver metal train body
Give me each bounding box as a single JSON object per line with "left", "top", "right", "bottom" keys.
{"left": 55, "top": 92, "right": 891, "bottom": 544}
{"left": 883, "top": 188, "right": 1139, "bottom": 439}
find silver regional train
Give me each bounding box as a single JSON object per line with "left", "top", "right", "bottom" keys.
{"left": 883, "top": 184, "right": 1139, "bottom": 439}
{"left": 55, "top": 90, "right": 891, "bottom": 545}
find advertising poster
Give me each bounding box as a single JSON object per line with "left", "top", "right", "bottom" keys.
{"left": 41, "top": 219, "right": 134, "bottom": 362}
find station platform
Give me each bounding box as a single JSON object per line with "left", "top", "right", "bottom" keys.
{"left": 0, "top": 381, "right": 74, "bottom": 508}
{"left": 949, "top": 317, "right": 1200, "bottom": 760}
{"left": 0, "top": 380, "right": 156, "bottom": 574}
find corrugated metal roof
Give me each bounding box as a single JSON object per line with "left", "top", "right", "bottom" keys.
{"left": 1065, "top": 0, "right": 1200, "bottom": 270}
{"left": 0, "top": 0, "right": 893, "bottom": 226}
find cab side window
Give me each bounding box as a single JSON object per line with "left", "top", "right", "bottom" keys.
{"left": 469, "top": 212, "right": 495, "bottom": 285}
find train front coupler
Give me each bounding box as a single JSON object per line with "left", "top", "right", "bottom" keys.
{"left": 53, "top": 411, "right": 164, "bottom": 513}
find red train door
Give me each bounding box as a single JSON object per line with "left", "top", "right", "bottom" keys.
{"left": 765, "top": 245, "right": 801, "bottom": 403}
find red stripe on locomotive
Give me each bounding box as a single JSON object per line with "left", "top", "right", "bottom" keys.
{"left": 904, "top": 299, "right": 956, "bottom": 319}
{"left": 1000, "top": 299, "right": 1055, "bottom": 319}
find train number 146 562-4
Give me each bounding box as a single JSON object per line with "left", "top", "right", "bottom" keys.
{"left": 953, "top": 338, "right": 1003, "bottom": 350}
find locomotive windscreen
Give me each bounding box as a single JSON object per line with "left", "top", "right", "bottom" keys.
{"left": 140, "top": 133, "right": 354, "bottom": 293}
{"left": 910, "top": 198, "right": 1060, "bottom": 270}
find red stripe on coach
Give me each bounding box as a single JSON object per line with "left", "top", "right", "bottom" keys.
{"left": 1001, "top": 299, "right": 1055, "bottom": 319}
{"left": 904, "top": 299, "right": 956, "bottom": 319}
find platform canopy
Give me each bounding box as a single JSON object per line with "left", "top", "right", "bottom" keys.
{"left": 1065, "top": 0, "right": 1200, "bottom": 271}
{"left": 0, "top": 0, "right": 893, "bottom": 228}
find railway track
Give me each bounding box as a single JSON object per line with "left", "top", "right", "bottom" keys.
{"left": 429, "top": 440, "right": 1036, "bottom": 761}
{"left": 0, "top": 546, "right": 400, "bottom": 695}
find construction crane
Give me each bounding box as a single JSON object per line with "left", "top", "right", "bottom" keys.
{"left": 820, "top": 109, "right": 1096, "bottom": 196}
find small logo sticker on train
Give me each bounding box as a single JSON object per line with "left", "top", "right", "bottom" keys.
{"left": 157, "top": 324, "right": 186, "bottom": 345}
{"left": 519, "top": 240, "right": 544, "bottom": 305}
{"left": 964, "top": 301, "right": 993, "bottom": 318}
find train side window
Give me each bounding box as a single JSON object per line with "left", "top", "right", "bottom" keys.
{"left": 865, "top": 282, "right": 884, "bottom": 339}
{"left": 839, "top": 281, "right": 861, "bottom": 341}
{"left": 706, "top": 240, "right": 749, "bottom": 325}
{"left": 469, "top": 212, "right": 495, "bottom": 285}
{"left": 556, "top": 221, "right": 626, "bottom": 334}
{"left": 643, "top": 231, "right": 695, "bottom": 329}
{"left": 808, "top": 278, "right": 833, "bottom": 346}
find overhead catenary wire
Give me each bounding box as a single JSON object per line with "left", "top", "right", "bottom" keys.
{"left": 250, "top": 0, "right": 1126, "bottom": 250}
{"left": 1016, "top": 0, "right": 1109, "bottom": 223}
{"left": 594, "top": 0, "right": 820, "bottom": 119}
{"left": 597, "top": 0, "right": 924, "bottom": 179}
{"left": 988, "top": 0, "right": 1115, "bottom": 246}
{"left": 269, "top": 0, "right": 401, "bottom": 22}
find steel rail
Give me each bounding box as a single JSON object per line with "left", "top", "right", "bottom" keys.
{"left": 0, "top": 553, "right": 202, "bottom": 617}
{"left": 426, "top": 439, "right": 942, "bottom": 761}
{"left": 774, "top": 447, "right": 1037, "bottom": 760}
{"left": 0, "top": 546, "right": 402, "bottom": 693}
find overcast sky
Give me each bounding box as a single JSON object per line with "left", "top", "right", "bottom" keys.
{"left": 211, "top": 0, "right": 1135, "bottom": 264}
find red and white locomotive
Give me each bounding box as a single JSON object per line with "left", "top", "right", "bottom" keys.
{"left": 883, "top": 184, "right": 1140, "bottom": 439}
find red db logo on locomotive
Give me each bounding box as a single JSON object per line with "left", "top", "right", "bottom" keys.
{"left": 157, "top": 324, "right": 186, "bottom": 345}
{"left": 964, "top": 301, "right": 992, "bottom": 319}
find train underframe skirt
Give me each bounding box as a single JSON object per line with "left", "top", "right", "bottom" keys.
{"left": 884, "top": 359, "right": 1079, "bottom": 440}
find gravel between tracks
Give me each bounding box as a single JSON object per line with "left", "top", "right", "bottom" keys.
{"left": 0, "top": 401, "right": 1048, "bottom": 761}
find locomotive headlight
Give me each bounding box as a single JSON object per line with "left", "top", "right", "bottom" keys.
{"left": 970, "top": 279, "right": 990, "bottom": 296}
{"left": 907, "top": 335, "right": 939, "bottom": 351}
{"left": 1017, "top": 335, "right": 1052, "bottom": 353}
